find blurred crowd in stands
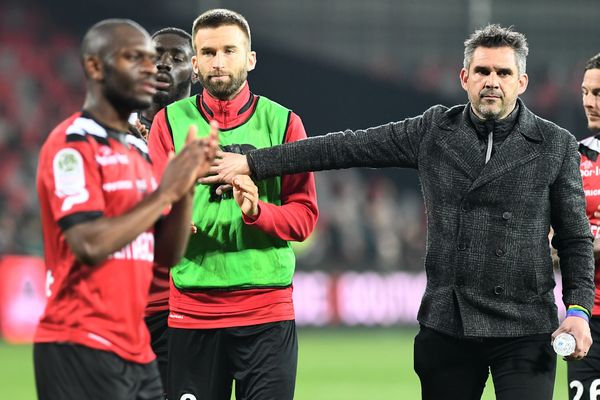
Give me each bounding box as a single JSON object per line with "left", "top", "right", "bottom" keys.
{"left": 0, "top": 4, "right": 588, "bottom": 271}
{"left": 0, "top": 5, "right": 84, "bottom": 256}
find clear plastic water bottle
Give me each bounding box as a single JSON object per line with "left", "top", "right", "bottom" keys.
{"left": 553, "top": 333, "right": 576, "bottom": 356}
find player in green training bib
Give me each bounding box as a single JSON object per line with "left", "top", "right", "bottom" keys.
{"left": 147, "top": 8, "right": 318, "bottom": 400}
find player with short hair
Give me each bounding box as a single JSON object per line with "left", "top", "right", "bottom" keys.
{"left": 568, "top": 53, "right": 600, "bottom": 400}
{"left": 148, "top": 8, "right": 318, "bottom": 400}
{"left": 205, "top": 24, "right": 595, "bottom": 400}
{"left": 34, "top": 18, "right": 217, "bottom": 400}
{"left": 136, "top": 27, "right": 194, "bottom": 132}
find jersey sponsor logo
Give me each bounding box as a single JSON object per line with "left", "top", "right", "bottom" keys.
{"left": 580, "top": 165, "right": 600, "bottom": 177}
{"left": 169, "top": 312, "right": 184, "bottom": 320}
{"left": 584, "top": 189, "right": 600, "bottom": 197}
{"left": 102, "top": 180, "right": 134, "bottom": 192}
{"left": 87, "top": 332, "right": 112, "bottom": 347}
{"left": 96, "top": 146, "right": 130, "bottom": 166}
{"left": 136, "top": 179, "right": 148, "bottom": 193}
{"left": 53, "top": 148, "right": 90, "bottom": 211}
{"left": 109, "top": 232, "right": 154, "bottom": 262}
{"left": 45, "top": 270, "right": 55, "bottom": 298}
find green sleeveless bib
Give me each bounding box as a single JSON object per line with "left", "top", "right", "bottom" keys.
{"left": 165, "top": 95, "right": 296, "bottom": 289}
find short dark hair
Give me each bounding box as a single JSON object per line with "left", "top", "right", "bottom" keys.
{"left": 585, "top": 53, "right": 600, "bottom": 71}
{"left": 191, "top": 8, "right": 251, "bottom": 51}
{"left": 151, "top": 27, "right": 192, "bottom": 49}
{"left": 463, "top": 24, "right": 529, "bottom": 74}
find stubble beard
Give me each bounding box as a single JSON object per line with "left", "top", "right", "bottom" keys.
{"left": 199, "top": 69, "right": 247, "bottom": 100}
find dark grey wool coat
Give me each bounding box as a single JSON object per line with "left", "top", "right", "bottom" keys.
{"left": 248, "top": 98, "right": 594, "bottom": 337}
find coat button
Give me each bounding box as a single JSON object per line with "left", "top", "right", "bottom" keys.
{"left": 495, "top": 248, "right": 504, "bottom": 257}
{"left": 502, "top": 212, "right": 512, "bottom": 220}
{"left": 457, "top": 243, "right": 467, "bottom": 251}
{"left": 494, "top": 286, "right": 504, "bottom": 295}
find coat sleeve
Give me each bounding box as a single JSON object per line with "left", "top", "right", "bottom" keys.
{"left": 551, "top": 134, "right": 595, "bottom": 312}
{"left": 247, "top": 106, "right": 441, "bottom": 180}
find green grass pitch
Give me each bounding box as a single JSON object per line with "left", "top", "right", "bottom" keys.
{"left": 0, "top": 328, "right": 570, "bottom": 399}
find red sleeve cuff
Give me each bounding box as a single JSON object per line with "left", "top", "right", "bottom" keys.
{"left": 241, "top": 203, "right": 262, "bottom": 224}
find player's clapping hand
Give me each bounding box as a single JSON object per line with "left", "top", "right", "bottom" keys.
{"left": 159, "top": 121, "right": 219, "bottom": 203}
{"left": 232, "top": 175, "right": 259, "bottom": 217}
{"left": 135, "top": 119, "right": 149, "bottom": 141}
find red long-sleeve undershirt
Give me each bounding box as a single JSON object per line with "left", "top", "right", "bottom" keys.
{"left": 146, "top": 83, "right": 318, "bottom": 328}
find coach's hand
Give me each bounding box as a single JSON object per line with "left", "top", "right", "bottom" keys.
{"left": 198, "top": 152, "right": 250, "bottom": 185}
{"left": 552, "top": 316, "right": 592, "bottom": 360}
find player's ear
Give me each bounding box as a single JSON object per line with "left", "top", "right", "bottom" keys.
{"left": 83, "top": 55, "right": 103, "bottom": 81}
{"left": 247, "top": 51, "right": 256, "bottom": 72}
{"left": 191, "top": 55, "right": 199, "bottom": 76}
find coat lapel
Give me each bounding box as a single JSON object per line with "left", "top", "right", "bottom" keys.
{"left": 434, "top": 109, "right": 485, "bottom": 182}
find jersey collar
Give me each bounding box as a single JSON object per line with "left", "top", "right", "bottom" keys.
{"left": 198, "top": 83, "right": 257, "bottom": 130}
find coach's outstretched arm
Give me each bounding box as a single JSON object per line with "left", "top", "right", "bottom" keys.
{"left": 201, "top": 107, "right": 442, "bottom": 185}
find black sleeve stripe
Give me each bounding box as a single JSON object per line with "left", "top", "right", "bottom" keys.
{"left": 88, "top": 134, "right": 110, "bottom": 146}
{"left": 282, "top": 111, "right": 292, "bottom": 145}
{"left": 58, "top": 211, "right": 103, "bottom": 232}
{"left": 164, "top": 107, "right": 176, "bottom": 152}
{"left": 65, "top": 134, "right": 88, "bottom": 143}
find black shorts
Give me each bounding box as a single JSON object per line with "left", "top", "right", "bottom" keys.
{"left": 145, "top": 310, "right": 169, "bottom": 390}
{"left": 568, "top": 317, "right": 600, "bottom": 400}
{"left": 168, "top": 320, "right": 298, "bottom": 400}
{"left": 34, "top": 342, "right": 163, "bottom": 400}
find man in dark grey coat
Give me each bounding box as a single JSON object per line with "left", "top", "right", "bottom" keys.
{"left": 202, "top": 24, "right": 594, "bottom": 400}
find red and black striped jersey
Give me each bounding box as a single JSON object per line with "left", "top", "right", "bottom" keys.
{"left": 579, "top": 135, "right": 600, "bottom": 316}
{"left": 35, "top": 112, "right": 158, "bottom": 364}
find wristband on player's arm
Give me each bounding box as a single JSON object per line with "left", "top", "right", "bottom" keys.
{"left": 566, "top": 304, "right": 591, "bottom": 322}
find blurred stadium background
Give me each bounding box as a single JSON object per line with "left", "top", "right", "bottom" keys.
{"left": 0, "top": 0, "right": 598, "bottom": 398}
